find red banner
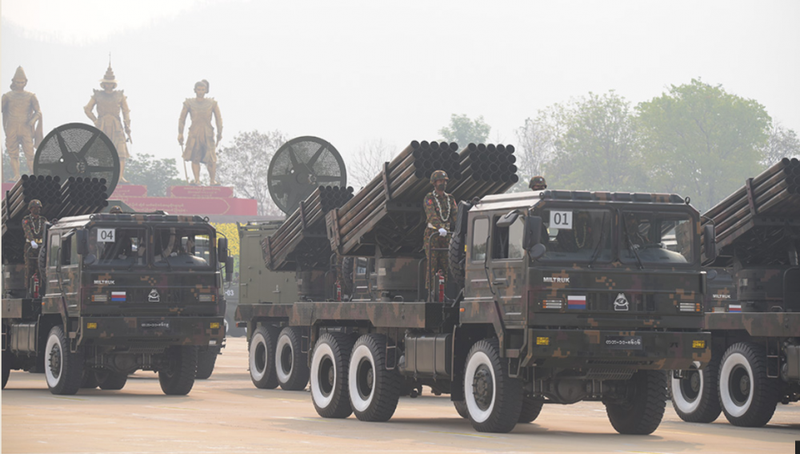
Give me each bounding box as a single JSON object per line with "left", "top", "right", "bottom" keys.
{"left": 1, "top": 182, "right": 14, "bottom": 198}
{"left": 116, "top": 196, "right": 256, "bottom": 216}
{"left": 111, "top": 185, "right": 148, "bottom": 197}
{"left": 169, "top": 185, "right": 234, "bottom": 199}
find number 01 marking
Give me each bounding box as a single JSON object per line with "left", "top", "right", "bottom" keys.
{"left": 97, "top": 228, "right": 116, "bottom": 243}
{"left": 549, "top": 211, "right": 573, "bottom": 230}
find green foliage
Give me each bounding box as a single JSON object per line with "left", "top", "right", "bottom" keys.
{"left": 762, "top": 124, "right": 800, "bottom": 166}
{"left": 636, "top": 79, "right": 771, "bottom": 210}
{"left": 438, "top": 114, "right": 491, "bottom": 146}
{"left": 216, "top": 130, "right": 286, "bottom": 216}
{"left": 544, "top": 91, "right": 644, "bottom": 192}
{"left": 124, "top": 153, "right": 185, "bottom": 197}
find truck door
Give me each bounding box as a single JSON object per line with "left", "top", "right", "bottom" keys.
{"left": 488, "top": 215, "right": 526, "bottom": 327}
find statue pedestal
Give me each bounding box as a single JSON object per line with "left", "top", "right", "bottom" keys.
{"left": 169, "top": 186, "right": 234, "bottom": 198}
{"left": 112, "top": 184, "right": 148, "bottom": 197}
{"left": 111, "top": 185, "right": 256, "bottom": 216}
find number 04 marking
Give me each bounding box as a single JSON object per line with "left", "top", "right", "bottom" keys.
{"left": 549, "top": 211, "right": 573, "bottom": 230}
{"left": 97, "top": 228, "right": 116, "bottom": 243}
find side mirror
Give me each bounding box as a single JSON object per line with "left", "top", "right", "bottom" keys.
{"left": 703, "top": 224, "right": 716, "bottom": 262}
{"left": 530, "top": 243, "right": 547, "bottom": 260}
{"left": 496, "top": 210, "right": 520, "bottom": 228}
{"left": 218, "top": 237, "right": 229, "bottom": 262}
{"left": 76, "top": 229, "right": 89, "bottom": 256}
{"left": 523, "top": 216, "right": 543, "bottom": 251}
{"left": 225, "top": 256, "right": 234, "bottom": 282}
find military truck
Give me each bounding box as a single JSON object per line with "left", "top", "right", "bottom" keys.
{"left": 236, "top": 140, "right": 712, "bottom": 434}
{"left": 671, "top": 158, "right": 800, "bottom": 427}
{"left": 2, "top": 124, "right": 229, "bottom": 395}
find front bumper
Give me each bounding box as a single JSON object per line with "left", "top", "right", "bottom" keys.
{"left": 79, "top": 316, "right": 225, "bottom": 347}
{"left": 522, "top": 328, "right": 711, "bottom": 371}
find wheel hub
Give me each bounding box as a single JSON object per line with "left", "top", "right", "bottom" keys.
{"left": 255, "top": 343, "right": 266, "bottom": 373}
{"left": 680, "top": 370, "right": 701, "bottom": 401}
{"left": 357, "top": 358, "right": 374, "bottom": 399}
{"left": 48, "top": 344, "right": 61, "bottom": 379}
{"left": 472, "top": 365, "right": 493, "bottom": 411}
{"left": 280, "top": 345, "right": 292, "bottom": 374}
{"left": 319, "top": 357, "right": 334, "bottom": 397}
{"left": 729, "top": 365, "right": 751, "bottom": 405}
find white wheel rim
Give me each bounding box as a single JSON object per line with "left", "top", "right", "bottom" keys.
{"left": 275, "top": 332, "right": 294, "bottom": 384}
{"left": 463, "top": 350, "right": 496, "bottom": 423}
{"left": 719, "top": 352, "right": 754, "bottom": 418}
{"left": 44, "top": 332, "right": 62, "bottom": 388}
{"left": 310, "top": 342, "right": 335, "bottom": 409}
{"left": 671, "top": 369, "right": 704, "bottom": 413}
{"left": 349, "top": 343, "right": 375, "bottom": 412}
{"left": 249, "top": 332, "right": 268, "bottom": 381}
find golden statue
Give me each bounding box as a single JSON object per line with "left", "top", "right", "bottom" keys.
{"left": 178, "top": 79, "right": 222, "bottom": 186}
{"left": 2, "top": 66, "right": 43, "bottom": 181}
{"left": 84, "top": 64, "right": 132, "bottom": 182}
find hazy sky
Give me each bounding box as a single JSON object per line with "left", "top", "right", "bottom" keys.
{"left": 2, "top": 0, "right": 799, "bottom": 181}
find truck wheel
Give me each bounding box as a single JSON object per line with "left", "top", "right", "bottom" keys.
{"left": 310, "top": 332, "right": 355, "bottom": 418}
{"left": 159, "top": 346, "right": 197, "bottom": 395}
{"left": 348, "top": 333, "right": 401, "bottom": 422}
{"left": 2, "top": 350, "right": 11, "bottom": 389}
{"left": 95, "top": 370, "right": 128, "bottom": 390}
{"left": 44, "top": 325, "right": 84, "bottom": 395}
{"left": 518, "top": 395, "right": 544, "bottom": 423}
{"left": 448, "top": 231, "right": 466, "bottom": 288}
{"left": 276, "top": 327, "right": 309, "bottom": 390}
{"left": 453, "top": 400, "right": 468, "bottom": 418}
{"left": 80, "top": 368, "right": 99, "bottom": 389}
{"left": 463, "top": 338, "right": 523, "bottom": 433}
{"left": 249, "top": 326, "right": 279, "bottom": 389}
{"left": 196, "top": 348, "right": 218, "bottom": 380}
{"left": 604, "top": 370, "right": 667, "bottom": 435}
{"left": 671, "top": 356, "right": 721, "bottom": 423}
{"left": 718, "top": 342, "right": 779, "bottom": 427}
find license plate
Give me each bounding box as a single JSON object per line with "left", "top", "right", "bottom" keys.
{"left": 605, "top": 335, "right": 642, "bottom": 350}
{"left": 139, "top": 320, "right": 170, "bottom": 331}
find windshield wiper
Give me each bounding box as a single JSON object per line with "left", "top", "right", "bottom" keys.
{"left": 620, "top": 209, "right": 644, "bottom": 269}
{"left": 587, "top": 212, "right": 608, "bottom": 268}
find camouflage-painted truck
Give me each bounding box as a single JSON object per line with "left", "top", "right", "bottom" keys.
{"left": 671, "top": 158, "right": 800, "bottom": 427}
{"left": 237, "top": 188, "right": 713, "bottom": 434}
{"left": 2, "top": 211, "right": 230, "bottom": 395}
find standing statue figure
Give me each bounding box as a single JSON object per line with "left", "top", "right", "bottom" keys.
{"left": 2, "top": 66, "right": 43, "bottom": 181}
{"left": 423, "top": 170, "right": 458, "bottom": 297}
{"left": 22, "top": 199, "right": 47, "bottom": 296}
{"left": 178, "top": 80, "right": 222, "bottom": 186}
{"left": 84, "top": 64, "right": 132, "bottom": 183}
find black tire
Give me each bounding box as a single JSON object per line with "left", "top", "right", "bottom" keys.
{"left": 463, "top": 338, "right": 523, "bottom": 433}
{"left": 158, "top": 346, "right": 197, "bottom": 395}
{"left": 95, "top": 370, "right": 128, "bottom": 390}
{"left": 518, "top": 395, "right": 544, "bottom": 423}
{"left": 196, "top": 348, "right": 218, "bottom": 380}
{"left": 248, "top": 326, "right": 279, "bottom": 389}
{"left": 310, "top": 332, "right": 355, "bottom": 418}
{"left": 448, "top": 232, "right": 466, "bottom": 289}
{"left": 44, "top": 325, "right": 84, "bottom": 395}
{"left": 348, "top": 334, "right": 401, "bottom": 422}
{"left": 671, "top": 354, "right": 722, "bottom": 423}
{"left": 718, "top": 342, "right": 779, "bottom": 427}
{"left": 276, "top": 327, "right": 310, "bottom": 390}
{"left": 80, "top": 368, "right": 99, "bottom": 389}
{"left": 605, "top": 370, "right": 667, "bottom": 435}
{"left": 453, "top": 400, "right": 469, "bottom": 419}
{"left": 2, "top": 350, "right": 11, "bottom": 389}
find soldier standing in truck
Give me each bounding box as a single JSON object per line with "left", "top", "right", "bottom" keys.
{"left": 423, "top": 170, "right": 458, "bottom": 296}
{"left": 21, "top": 199, "right": 46, "bottom": 296}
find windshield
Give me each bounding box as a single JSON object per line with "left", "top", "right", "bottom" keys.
{"left": 619, "top": 211, "right": 695, "bottom": 265}
{"left": 538, "top": 208, "right": 613, "bottom": 263}
{"left": 154, "top": 227, "right": 214, "bottom": 269}
{"left": 88, "top": 227, "right": 147, "bottom": 268}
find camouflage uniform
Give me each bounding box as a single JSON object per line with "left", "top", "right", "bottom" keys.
{"left": 22, "top": 200, "right": 46, "bottom": 294}
{"left": 423, "top": 171, "right": 457, "bottom": 291}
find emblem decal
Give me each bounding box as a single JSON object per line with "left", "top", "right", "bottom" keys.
{"left": 613, "top": 293, "right": 629, "bottom": 311}
{"left": 148, "top": 289, "right": 161, "bottom": 303}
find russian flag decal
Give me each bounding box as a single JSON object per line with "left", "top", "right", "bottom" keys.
{"left": 568, "top": 295, "right": 586, "bottom": 310}
{"left": 728, "top": 304, "right": 741, "bottom": 313}
{"left": 111, "top": 291, "right": 126, "bottom": 302}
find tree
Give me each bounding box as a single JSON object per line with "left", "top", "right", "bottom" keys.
{"left": 347, "top": 139, "right": 396, "bottom": 190}
{"left": 125, "top": 153, "right": 185, "bottom": 197}
{"left": 543, "top": 91, "right": 644, "bottom": 192}
{"left": 636, "top": 79, "right": 771, "bottom": 210}
{"left": 514, "top": 108, "right": 567, "bottom": 191}
{"left": 761, "top": 123, "right": 800, "bottom": 166}
{"left": 2, "top": 147, "right": 32, "bottom": 182}
{"left": 216, "top": 130, "right": 286, "bottom": 216}
{"left": 438, "top": 114, "right": 491, "bottom": 146}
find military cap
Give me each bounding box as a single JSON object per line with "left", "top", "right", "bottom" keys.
{"left": 430, "top": 170, "right": 449, "bottom": 184}
{"left": 529, "top": 176, "right": 547, "bottom": 190}
{"left": 109, "top": 206, "right": 123, "bottom": 214}
{"left": 28, "top": 199, "right": 42, "bottom": 210}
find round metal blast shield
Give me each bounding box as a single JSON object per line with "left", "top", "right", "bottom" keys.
{"left": 268, "top": 136, "right": 347, "bottom": 215}
{"left": 33, "top": 123, "right": 121, "bottom": 195}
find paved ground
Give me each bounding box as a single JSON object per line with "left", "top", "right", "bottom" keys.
{"left": 2, "top": 337, "right": 799, "bottom": 453}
